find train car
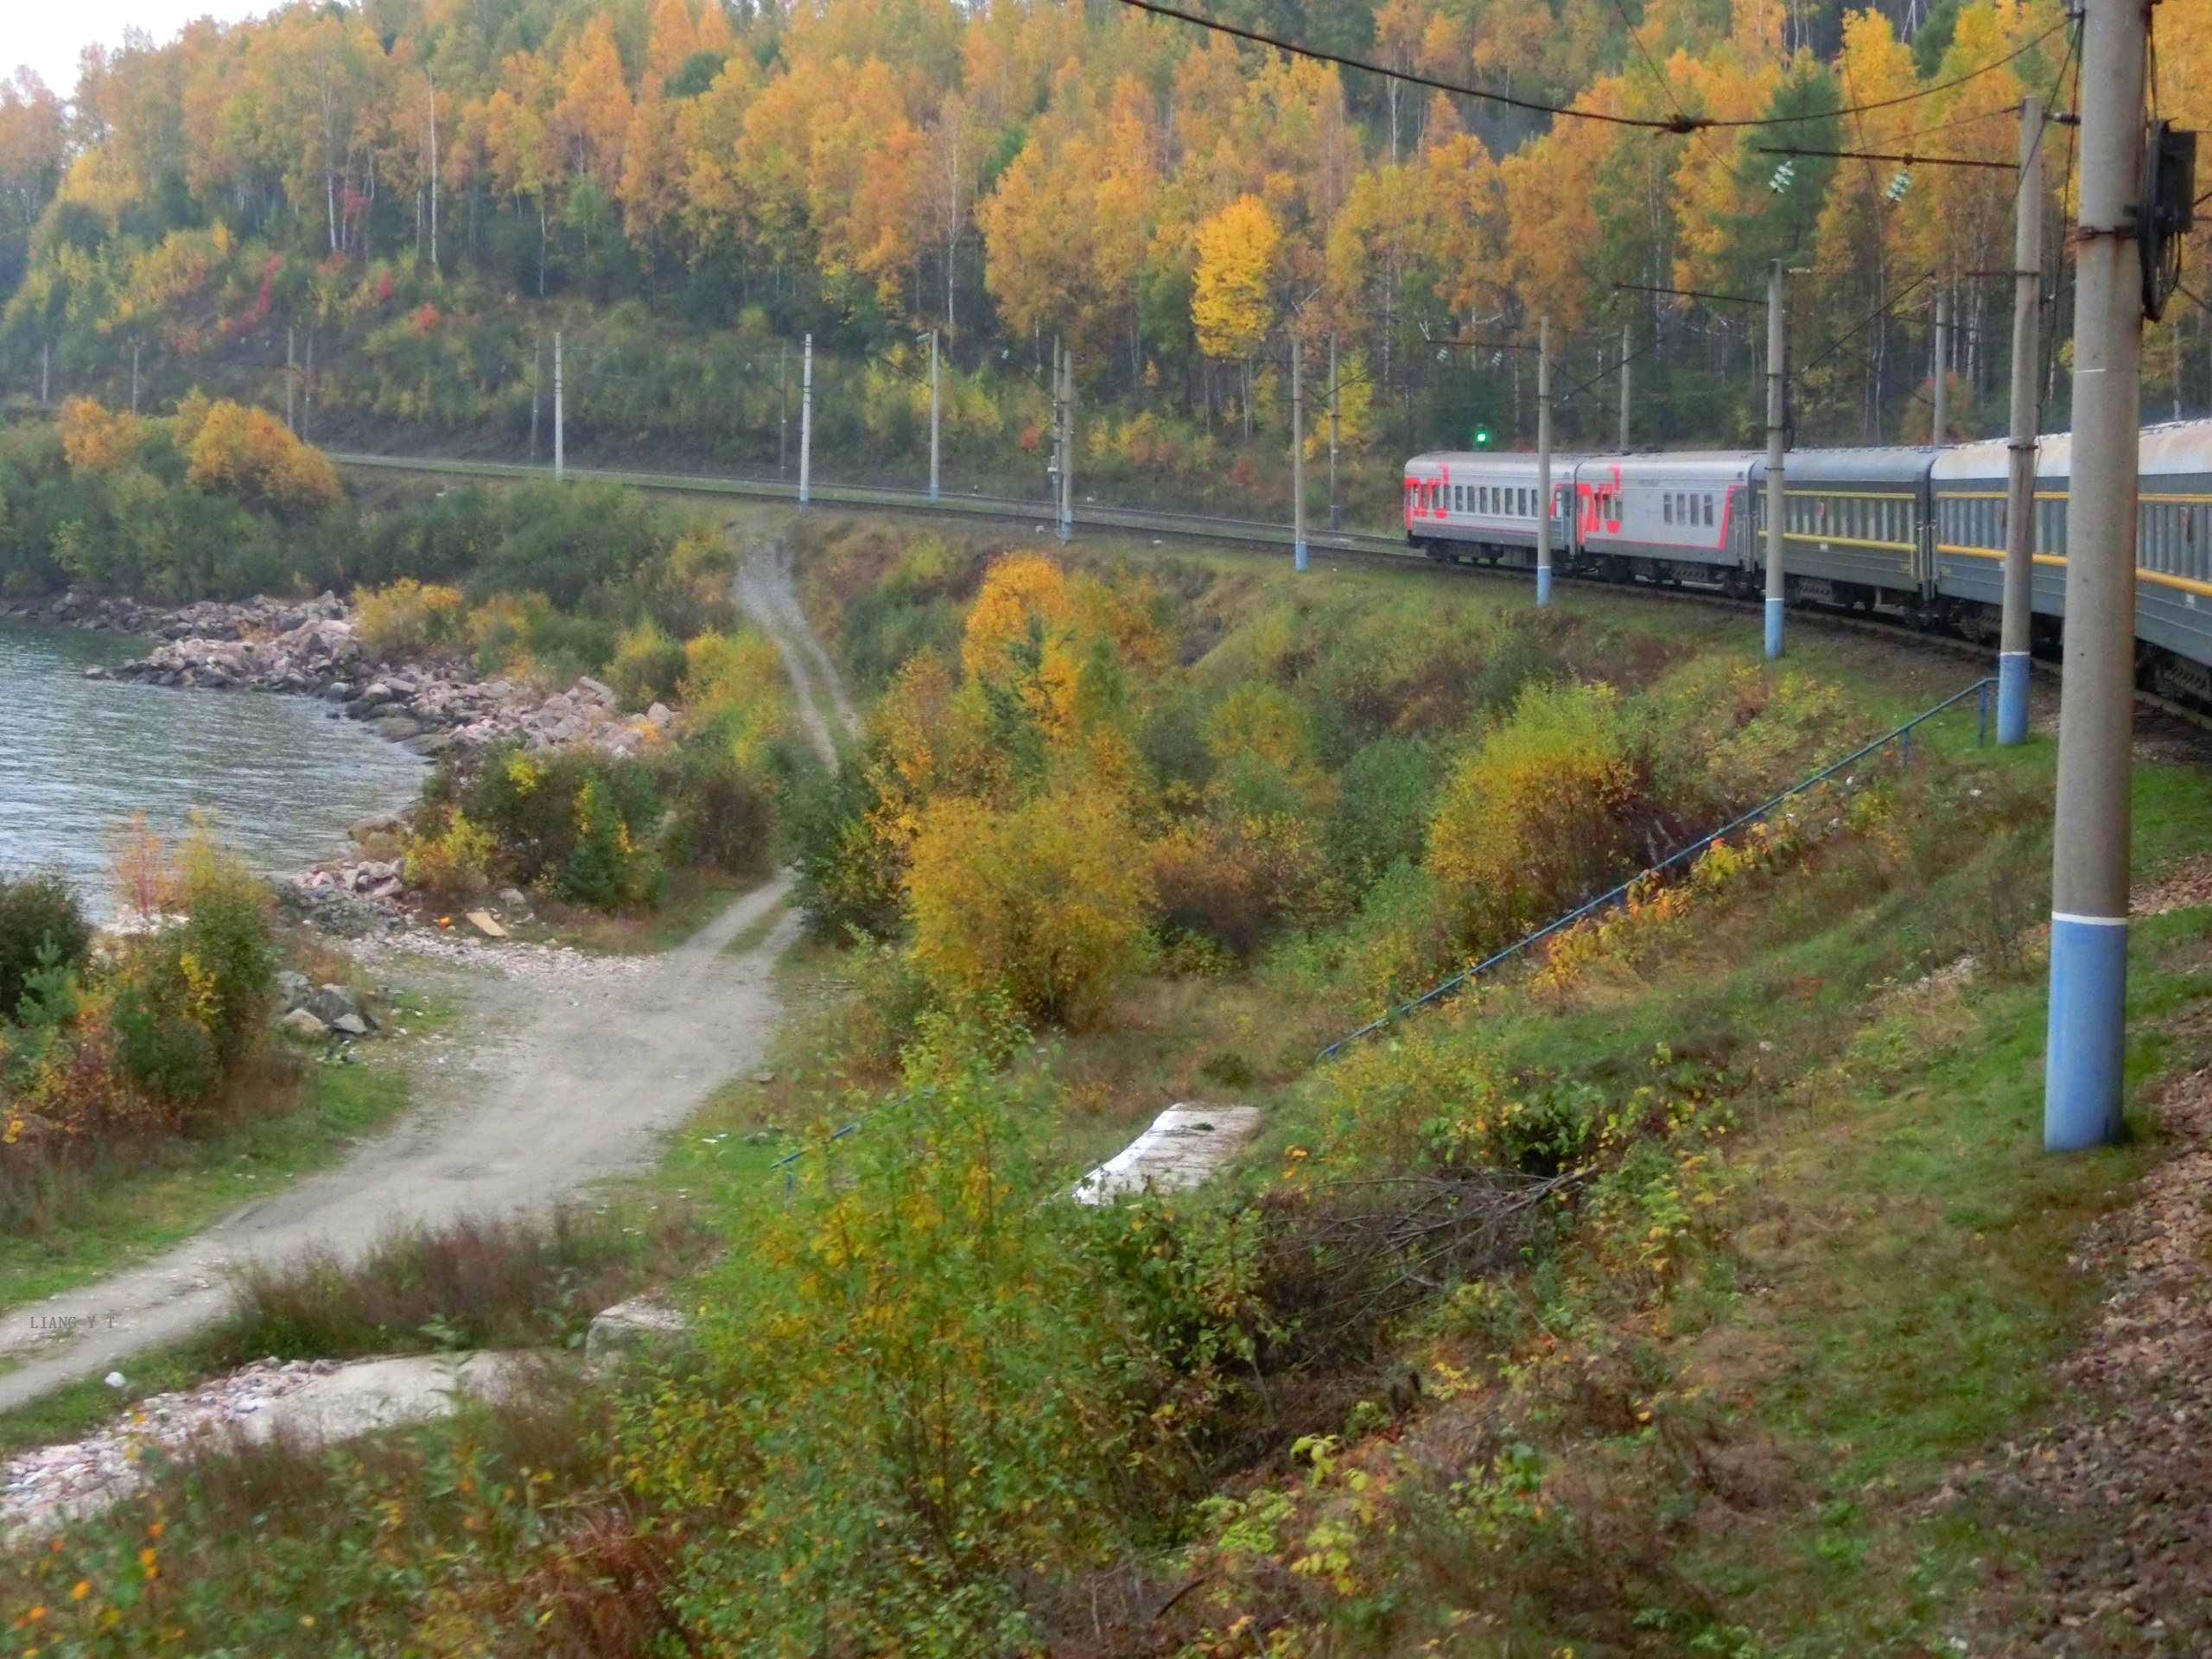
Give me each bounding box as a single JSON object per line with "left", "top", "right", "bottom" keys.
{"left": 1404, "top": 451, "right": 1582, "bottom": 566}
{"left": 1570, "top": 452, "right": 1758, "bottom": 588}
{"left": 1764, "top": 447, "right": 1935, "bottom": 613}
{"left": 1929, "top": 435, "right": 2066, "bottom": 640}
{"left": 1403, "top": 420, "right": 2212, "bottom": 711}
{"left": 1932, "top": 420, "right": 2212, "bottom": 701}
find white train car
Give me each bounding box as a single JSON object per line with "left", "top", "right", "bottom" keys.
{"left": 1404, "top": 451, "right": 1583, "bottom": 567}
{"left": 1571, "top": 453, "right": 1759, "bottom": 589}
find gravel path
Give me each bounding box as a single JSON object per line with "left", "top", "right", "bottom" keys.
{"left": 0, "top": 877, "right": 798, "bottom": 1409}
{"left": 736, "top": 526, "right": 860, "bottom": 764}
{"left": 0, "top": 533, "right": 851, "bottom": 1411}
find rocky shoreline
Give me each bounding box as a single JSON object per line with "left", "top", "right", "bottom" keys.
{"left": 7, "top": 587, "right": 688, "bottom": 938}
{"left": 7, "top": 588, "right": 677, "bottom": 762}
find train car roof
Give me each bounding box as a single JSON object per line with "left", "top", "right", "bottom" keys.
{"left": 1931, "top": 417, "right": 2212, "bottom": 481}
{"left": 1572, "top": 451, "right": 1759, "bottom": 480}
{"left": 1772, "top": 445, "right": 1938, "bottom": 485}
{"left": 1405, "top": 450, "right": 1593, "bottom": 469}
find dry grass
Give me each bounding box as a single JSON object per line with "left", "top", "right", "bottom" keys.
{"left": 212, "top": 1199, "right": 717, "bottom": 1363}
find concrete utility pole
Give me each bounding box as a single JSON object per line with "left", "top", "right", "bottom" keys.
{"left": 1999, "top": 93, "right": 2046, "bottom": 747}
{"left": 1535, "top": 315, "right": 1553, "bottom": 606}
{"left": 1619, "top": 323, "right": 1631, "bottom": 453}
{"left": 427, "top": 70, "right": 439, "bottom": 273}
{"left": 302, "top": 334, "right": 313, "bottom": 438}
{"left": 552, "top": 331, "right": 565, "bottom": 481}
{"left": 2045, "top": 1, "right": 2148, "bottom": 1152}
{"left": 1328, "top": 333, "right": 1342, "bottom": 531}
{"left": 1058, "top": 345, "right": 1075, "bottom": 543}
{"left": 40, "top": 342, "right": 49, "bottom": 406}
{"left": 1049, "top": 338, "right": 1063, "bottom": 527}
{"left": 1933, "top": 287, "right": 1950, "bottom": 447}
{"left": 798, "top": 334, "right": 813, "bottom": 506}
{"left": 1764, "top": 259, "right": 1788, "bottom": 659}
{"left": 131, "top": 342, "right": 141, "bottom": 416}
{"left": 927, "top": 329, "right": 941, "bottom": 503}
{"left": 285, "top": 327, "right": 296, "bottom": 432}
{"left": 1292, "top": 331, "right": 1307, "bottom": 572}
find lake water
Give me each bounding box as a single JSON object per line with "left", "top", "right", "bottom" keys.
{"left": 0, "top": 619, "right": 425, "bottom": 915}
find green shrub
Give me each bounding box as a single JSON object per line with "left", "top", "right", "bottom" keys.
{"left": 111, "top": 840, "right": 273, "bottom": 1108}
{"left": 606, "top": 617, "right": 690, "bottom": 710}
{"left": 659, "top": 739, "right": 782, "bottom": 875}
{"left": 558, "top": 777, "right": 661, "bottom": 907}
{"left": 627, "top": 1035, "right": 1192, "bottom": 1651}
{"left": 0, "top": 868, "right": 91, "bottom": 1020}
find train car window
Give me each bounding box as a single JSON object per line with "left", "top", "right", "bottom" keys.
{"left": 1703, "top": 494, "right": 1713, "bottom": 525}
{"left": 1662, "top": 495, "right": 1673, "bottom": 524}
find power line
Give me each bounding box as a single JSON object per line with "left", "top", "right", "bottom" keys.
{"left": 1615, "top": 281, "right": 1764, "bottom": 307}
{"left": 1756, "top": 144, "right": 2016, "bottom": 170}
{"left": 1113, "top": 0, "right": 2063, "bottom": 137}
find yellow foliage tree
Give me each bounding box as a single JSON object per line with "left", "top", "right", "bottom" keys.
{"left": 1191, "top": 194, "right": 1279, "bottom": 361}
{"left": 182, "top": 401, "right": 342, "bottom": 518}
{"left": 906, "top": 782, "right": 1153, "bottom": 1026}
{"left": 58, "top": 398, "right": 147, "bottom": 474}
{"left": 1427, "top": 680, "right": 1640, "bottom": 942}
{"left": 960, "top": 550, "right": 1084, "bottom": 739}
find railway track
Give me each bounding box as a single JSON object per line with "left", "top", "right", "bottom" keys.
{"left": 331, "top": 449, "right": 2212, "bottom": 738}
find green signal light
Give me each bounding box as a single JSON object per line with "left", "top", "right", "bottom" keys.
{"left": 1473, "top": 428, "right": 1491, "bottom": 447}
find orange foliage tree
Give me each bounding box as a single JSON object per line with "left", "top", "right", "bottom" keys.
{"left": 182, "top": 401, "right": 342, "bottom": 518}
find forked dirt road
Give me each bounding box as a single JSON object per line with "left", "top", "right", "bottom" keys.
{"left": 0, "top": 517, "right": 850, "bottom": 1408}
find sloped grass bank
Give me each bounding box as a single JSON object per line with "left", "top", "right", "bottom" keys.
{"left": 3, "top": 533, "right": 2205, "bottom": 1654}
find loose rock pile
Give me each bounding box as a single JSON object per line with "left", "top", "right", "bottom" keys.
{"left": 272, "top": 971, "right": 381, "bottom": 1039}
{"left": 0, "top": 1359, "right": 346, "bottom": 1537}
{"left": 79, "top": 596, "right": 678, "bottom": 760}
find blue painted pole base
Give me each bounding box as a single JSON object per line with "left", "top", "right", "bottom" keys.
{"left": 1535, "top": 565, "right": 1553, "bottom": 606}
{"left": 1294, "top": 540, "right": 1308, "bottom": 572}
{"left": 1997, "top": 651, "right": 2031, "bottom": 746}
{"left": 1764, "top": 594, "right": 1784, "bottom": 659}
{"left": 2046, "top": 913, "right": 2129, "bottom": 1150}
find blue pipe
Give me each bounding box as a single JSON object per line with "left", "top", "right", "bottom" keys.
{"left": 1764, "top": 595, "right": 1784, "bottom": 660}
{"left": 1294, "top": 539, "right": 1308, "bottom": 573}
{"left": 1997, "top": 650, "right": 2031, "bottom": 746}
{"left": 2045, "top": 914, "right": 2129, "bottom": 1150}
{"left": 1535, "top": 565, "right": 1552, "bottom": 606}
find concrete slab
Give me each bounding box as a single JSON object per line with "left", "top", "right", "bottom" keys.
{"left": 1071, "top": 1105, "right": 1263, "bottom": 1205}
{"left": 232, "top": 1351, "right": 526, "bottom": 1446}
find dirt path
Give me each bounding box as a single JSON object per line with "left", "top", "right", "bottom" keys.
{"left": 0, "top": 880, "right": 799, "bottom": 1408}
{"left": 0, "top": 537, "right": 855, "bottom": 1410}
{"left": 736, "top": 525, "right": 860, "bottom": 763}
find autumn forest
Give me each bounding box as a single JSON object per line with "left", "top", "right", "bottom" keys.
{"left": 1, "top": 0, "right": 2190, "bottom": 499}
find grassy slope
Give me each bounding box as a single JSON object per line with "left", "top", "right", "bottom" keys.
{"left": 0, "top": 519, "right": 2203, "bottom": 1652}
{"left": 0, "top": 1045, "right": 418, "bottom": 1319}
{"left": 766, "top": 519, "right": 2208, "bottom": 1649}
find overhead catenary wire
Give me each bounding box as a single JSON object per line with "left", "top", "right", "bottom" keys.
{"left": 1112, "top": 0, "right": 2063, "bottom": 137}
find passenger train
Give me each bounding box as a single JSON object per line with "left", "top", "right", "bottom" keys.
{"left": 1403, "top": 423, "right": 2212, "bottom": 709}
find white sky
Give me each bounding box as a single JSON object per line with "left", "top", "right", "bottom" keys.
{"left": 9, "top": 2, "right": 265, "bottom": 99}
